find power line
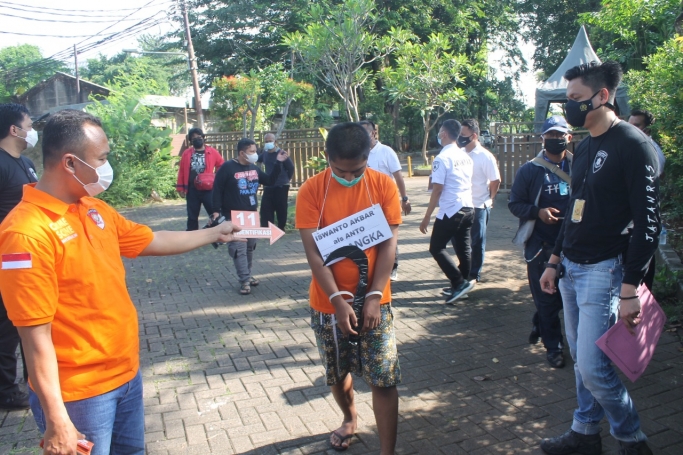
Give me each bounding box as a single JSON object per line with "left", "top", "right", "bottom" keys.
{"left": 0, "top": 0, "right": 172, "bottom": 14}
{"left": 0, "top": 8, "right": 153, "bottom": 21}
{"left": 0, "top": 31, "right": 121, "bottom": 38}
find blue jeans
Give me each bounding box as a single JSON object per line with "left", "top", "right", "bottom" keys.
{"left": 559, "top": 256, "right": 646, "bottom": 443}
{"left": 454, "top": 206, "right": 489, "bottom": 281}
{"left": 30, "top": 371, "right": 145, "bottom": 455}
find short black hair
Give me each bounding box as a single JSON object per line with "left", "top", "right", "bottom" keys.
{"left": 0, "top": 103, "right": 30, "bottom": 140}
{"left": 42, "top": 110, "right": 103, "bottom": 168}
{"left": 461, "top": 119, "right": 480, "bottom": 136}
{"left": 237, "top": 138, "right": 256, "bottom": 153}
{"left": 630, "top": 109, "right": 655, "bottom": 127}
{"left": 564, "top": 61, "right": 623, "bottom": 101}
{"left": 358, "top": 120, "right": 376, "bottom": 131}
{"left": 187, "top": 127, "right": 204, "bottom": 140}
{"left": 326, "top": 122, "right": 371, "bottom": 161}
{"left": 440, "top": 119, "right": 462, "bottom": 140}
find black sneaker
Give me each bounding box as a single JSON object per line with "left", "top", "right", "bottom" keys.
{"left": 540, "top": 429, "right": 602, "bottom": 455}
{"left": 442, "top": 287, "right": 469, "bottom": 299}
{"left": 0, "top": 389, "right": 29, "bottom": 410}
{"left": 547, "top": 351, "right": 565, "bottom": 369}
{"left": 445, "top": 280, "right": 475, "bottom": 304}
{"left": 618, "top": 440, "right": 653, "bottom": 455}
{"left": 528, "top": 327, "right": 540, "bottom": 345}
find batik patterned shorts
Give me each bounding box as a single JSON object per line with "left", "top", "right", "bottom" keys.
{"left": 310, "top": 304, "right": 401, "bottom": 387}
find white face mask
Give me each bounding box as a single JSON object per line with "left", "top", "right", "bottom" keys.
{"left": 71, "top": 155, "right": 114, "bottom": 197}
{"left": 245, "top": 152, "right": 259, "bottom": 164}
{"left": 17, "top": 127, "right": 38, "bottom": 148}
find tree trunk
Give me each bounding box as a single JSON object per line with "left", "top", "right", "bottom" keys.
{"left": 275, "top": 98, "right": 294, "bottom": 139}
{"left": 392, "top": 101, "right": 400, "bottom": 151}
{"left": 242, "top": 110, "right": 248, "bottom": 138}
{"left": 421, "top": 114, "right": 430, "bottom": 165}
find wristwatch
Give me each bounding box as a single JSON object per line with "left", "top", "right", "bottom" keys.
{"left": 544, "top": 262, "right": 558, "bottom": 269}
{"left": 402, "top": 196, "right": 409, "bottom": 202}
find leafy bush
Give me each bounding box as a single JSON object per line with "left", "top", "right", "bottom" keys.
{"left": 625, "top": 37, "right": 683, "bottom": 220}
{"left": 86, "top": 76, "right": 178, "bottom": 207}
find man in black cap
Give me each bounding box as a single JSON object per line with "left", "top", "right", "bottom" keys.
{"left": 509, "top": 115, "right": 572, "bottom": 369}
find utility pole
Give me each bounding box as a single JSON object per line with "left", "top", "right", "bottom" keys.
{"left": 74, "top": 44, "right": 81, "bottom": 104}
{"left": 180, "top": 0, "right": 204, "bottom": 130}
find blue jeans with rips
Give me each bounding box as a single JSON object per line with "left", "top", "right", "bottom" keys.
{"left": 30, "top": 370, "right": 144, "bottom": 455}
{"left": 559, "top": 256, "right": 647, "bottom": 443}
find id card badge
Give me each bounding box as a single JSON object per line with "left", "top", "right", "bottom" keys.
{"left": 249, "top": 195, "right": 256, "bottom": 206}
{"left": 559, "top": 182, "right": 569, "bottom": 196}
{"left": 571, "top": 199, "right": 585, "bottom": 223}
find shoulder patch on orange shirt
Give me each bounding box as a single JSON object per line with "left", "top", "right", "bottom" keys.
{"left": 2, "top": 253, "right": 32, "bottom": 269}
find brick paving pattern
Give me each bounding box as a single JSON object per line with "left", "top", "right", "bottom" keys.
{"left": 1, "top": 176, "right": 682, "bottom": 454}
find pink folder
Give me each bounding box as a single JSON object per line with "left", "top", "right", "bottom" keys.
{"left": 595, "top": 285, "right": 667, "bottom": 382}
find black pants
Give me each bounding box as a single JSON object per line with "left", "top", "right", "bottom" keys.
{"left": 260, "top": 185, "right": 290, "bottom": 230}
{"left": 429, "top": 209, "right": 474, "bottom": 287}
{"left": 527, "top": 242, "right": 564, "bottom": 354}
{"left": 186, "top": 185, "right": 214, "bottom": 231}
{"left": 0, "top": 293, "right": 25, "bottom": 394}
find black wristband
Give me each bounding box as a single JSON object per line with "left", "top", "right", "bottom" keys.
{"left": 618, "top": 295, "right": 639, "bottom": 300}
{"left": 544, "top": 262, "right": 558, "bottom": 269}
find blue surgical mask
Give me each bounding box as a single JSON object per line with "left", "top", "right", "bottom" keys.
{"left": 437, "top": 136, "right": 442, "bottom": 146}
{"left": 264, "top": 142, "right": 275, "bottom": 151}
{"left": 332, "top": 171, "right": 364, "bottom": 187}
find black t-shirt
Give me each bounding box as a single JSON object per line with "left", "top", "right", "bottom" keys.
{"left": 257, "top": 148, "right": 295, "bottom": 187}
{"left": 188, "top": 149, "right": 206, "bottom": 190}
{"left": 533, "top": 156, "right": 571, "bottom": 244}
{"left": 212, "top": 159, "right": 282, "bottom": 218}
{"left": 0, "top": 148, "right": 38, "bottom": 224}
{"left": 553, "top": 121, "right": 660, "bottom": 285}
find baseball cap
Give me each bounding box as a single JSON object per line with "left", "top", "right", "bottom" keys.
{"left": 541, "top": 116, "right": 570, "bottom": 135}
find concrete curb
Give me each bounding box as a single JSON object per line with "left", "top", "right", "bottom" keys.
{"left": 657, "top": 241, "right": 683, "bottom": 300}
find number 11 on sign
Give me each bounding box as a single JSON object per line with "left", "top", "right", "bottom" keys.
{"left": 230, "top": 211, "right": 286, "bottom": 245}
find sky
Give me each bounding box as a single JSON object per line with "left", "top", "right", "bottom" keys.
{"left": 1, "top": 0, "right": 540, "bottom": 107}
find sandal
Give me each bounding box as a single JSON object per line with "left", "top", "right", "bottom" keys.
{"left": 249, "top": 278, "right": 260, "bottom": 287}
{"left": 239, "top": 283, "right": 251, "bottom": 295}
{"left": 330, "top": 430, "right": 354, "bottom": 452}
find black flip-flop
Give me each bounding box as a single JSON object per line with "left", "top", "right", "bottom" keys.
{"left": 330, "top": 430, "right": 354, "bottom": 452}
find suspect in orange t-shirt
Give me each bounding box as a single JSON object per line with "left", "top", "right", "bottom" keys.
{"left": 0, "top": 184, "right": 154, "bottom": 402}
{"left": 295, "top": 168, "right": 402, "bottom": 313}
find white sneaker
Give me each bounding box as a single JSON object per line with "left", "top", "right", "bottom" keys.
{"left": 390, "top": 269, "right": 398, "bottom": 281}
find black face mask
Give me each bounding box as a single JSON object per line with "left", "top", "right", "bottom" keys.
{"left": 456, "top": 135, "right": 472, "bottom": 148}
{"left": 192, "top": 137, "right": 205, "bottom": 149}
{"left": 544, "top": 138, "right": 567, "bottom": 155}
{"left": 565, "top": 90, "right": 615, "bottom": 127}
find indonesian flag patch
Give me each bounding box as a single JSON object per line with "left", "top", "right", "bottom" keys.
{"left": 1, "top": 253, "right": 32, "bottom": 270}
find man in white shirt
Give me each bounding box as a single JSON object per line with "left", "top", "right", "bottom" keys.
{"left": 360, "top": 121, "right": 411, "bottom": 281}
{"left": 419, "top": 119, "right": 475, "bottom": 303}
{"left": 455, "top": 119, "right": 500, "bottom": 282}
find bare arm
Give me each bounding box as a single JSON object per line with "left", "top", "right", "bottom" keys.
{"left": 420, "top": 183, "right": 443, "bottom": 233}
{"left": 489, "top": 179, "right": 501, "bottom": 206}
{"left": 299, "top": 228, "right": 358, "bottom": 336}
{"left": 18, "top": 324, "right": 83, "bottom": 455}
{"left": 362, "top": 225, "right": 399, "bottom": 331}
{"left": 140, "top": 223, "right": 242, "bottom": 256}
{"left": 392, "top": 171, "right": 411, "bottom": 215}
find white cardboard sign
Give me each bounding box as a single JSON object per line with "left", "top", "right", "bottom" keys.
{"left": 313, "top": 204, "right": 393, "bottom": 265}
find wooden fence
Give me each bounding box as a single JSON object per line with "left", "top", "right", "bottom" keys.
{"left": 203, "top": 129, "right": 326, "bottom": 188}
{"left": 201, "top": 125, "right": 588, "bottom": 190}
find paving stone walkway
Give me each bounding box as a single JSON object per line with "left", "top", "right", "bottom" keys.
{"left": 1, "top": 176, "right": 682, "bottom": 455}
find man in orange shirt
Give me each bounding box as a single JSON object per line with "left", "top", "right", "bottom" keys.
{"left": 0, "top": 110, "right": 242, "bottom": 455}
{"left": 295, "top": 122, "right": 401, "bottom": 453}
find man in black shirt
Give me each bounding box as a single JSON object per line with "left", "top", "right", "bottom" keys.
{"left": 539, "top": 62, "right": 656, "bottom": 455}
{"left": 0, "top": 103, "right": 39, "bottom": 410}
{"left": 212, "top": 138, "right": 289, "bottom": 295}
{"left": 257, "top": 133, "right": 295, "bottom": 230}
{"left": 509, "top": 115, "right": 573, "bottom": 369}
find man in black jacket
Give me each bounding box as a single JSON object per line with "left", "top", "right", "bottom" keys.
{"left": 257, "top": 133, "right": 294, "bottom": 230}
{"left": 509, "top": 116, "right": 572, "bottom": 369}
{"left": 539, "top": 62, "right": 656, "bottom": 455}
{"left": 0, "top": 103, "right": 38, "bottom": 410}
{"left": 212, "top": 138, "right": 289, "bottom": 295}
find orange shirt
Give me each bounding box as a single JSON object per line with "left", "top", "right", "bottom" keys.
{"left": 295, "top": 168, "right": 402, "bottom": 313}
{"left": 0, "top": 184, "right": 154, "bottom": 402}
